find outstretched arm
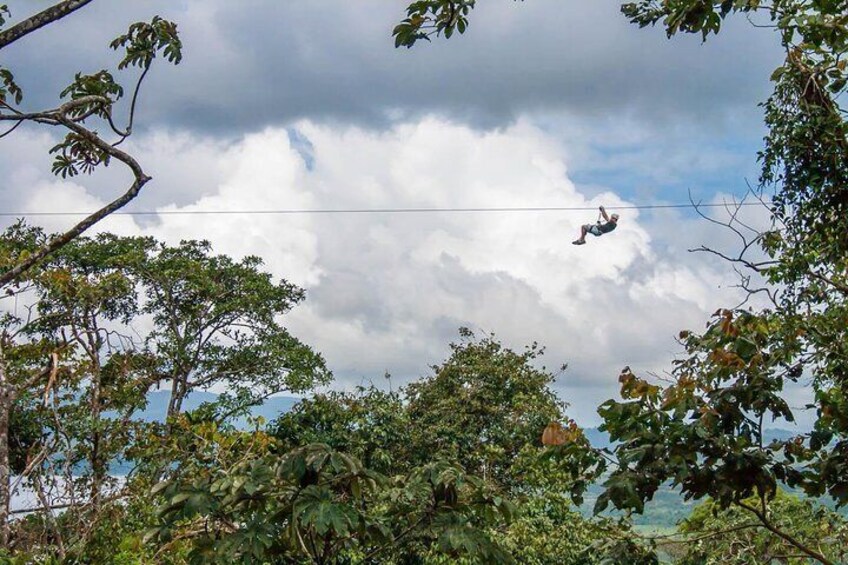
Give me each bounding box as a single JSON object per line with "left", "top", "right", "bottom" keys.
{"left": 599, "top": 206, "right": 610, "bottom": 222}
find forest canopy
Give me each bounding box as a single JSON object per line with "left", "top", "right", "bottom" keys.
{"left": 1, "top": 0, "right": 848, "bottom": 563}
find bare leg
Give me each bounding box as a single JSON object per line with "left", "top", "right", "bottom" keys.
{"left": 572, "top": 225, "right": 587, "bottom": 245}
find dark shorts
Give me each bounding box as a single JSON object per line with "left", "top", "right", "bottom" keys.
{"left": 584, "top": 224, "right": 602, "bottom": 237}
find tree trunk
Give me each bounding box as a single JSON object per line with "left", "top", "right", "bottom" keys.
{"left": 0, "top": 377, "right": 13, "bottom": 548}
{"left": 167, "top": 373, "right": 189, "bottom": 418}
{"left": 86, "top": 318, "right": 104, "bottom": 511}
{"left": 167, "top": 377, "right": 181, "bottom": 418}
{"left": 90, "top": 372, "right": 103, "bottom": 510}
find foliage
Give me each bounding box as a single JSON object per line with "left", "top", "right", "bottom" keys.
{"left": 272, "top": 385, "right": 410, "bottom": 476}
{"left": 1, "top": 6, "right": 181, "bottom": 179}
{"left": 274, "top": 331, "right": 603, "bottom": 503}
{"left": 110, "top": 16, "right": 183, "bottom": 70}
{"left": 394, "top": 1, "right": 848, "bottom": 562}
{"left": 494, "top": 492, "right": 655, "bottom": 565}
{"left": 592, "top": 2, "right": 848, "bottom": 563}
{"left": 405, "top": 329, "right": 569, "bottom": 489}
{"left": 150, "top": 421, "right": 515, "bottom": 565}
{"left": 0, "top": 3, "right": 183, "bottom": 547}
{"left": 270, "top": 339, "right": 635, "bottom": 563}
{"left": 8, "top": 403, "right": 40, "bottom": 475}
{"left": 5, "top": 476, "right": 187, "bottom": 564}
{"left": 135, "top": 238, "right": 331, "bottom": 417}
{"left": 595, "top": 310, "right": 800, "bottom": 514}
{"left": 0, "top": 229, "right": 327, "bottom": 559}
{"left": 672, "top": 490, "right": 848, "bottom": 564}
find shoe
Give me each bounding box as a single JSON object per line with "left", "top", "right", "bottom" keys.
{"left": 572, "top": 240, "right": 585, "bottom": 245}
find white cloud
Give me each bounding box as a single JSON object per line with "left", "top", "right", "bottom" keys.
{"left": 7, "top": 119, "right": 758, "bottom": 425}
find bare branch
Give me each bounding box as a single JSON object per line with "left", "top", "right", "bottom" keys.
{"left": 0, "top": 0, "right": 95, "bottom": 50}
{"left": 806, "top": 269, "right": 848, "bottom": 296}
{"left": 0, "top": 119, "right": 23, "bottom": 139}
{"left": 42, "top": 351, "right": 59, "bottom": 406}
{"left": 110, "top": 64, "right": 151, "bottom": 145}
{"left": 688, "top": 245, "right": 776, "bottom": 273}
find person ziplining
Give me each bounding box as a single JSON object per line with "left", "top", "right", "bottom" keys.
{"left": 572, "top": 205, "right": 619, "bottom": 245}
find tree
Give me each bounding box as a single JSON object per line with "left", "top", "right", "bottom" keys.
{"left": 271, "top": 334, "right": 647, "bottom": 564}
{"left": 30, "top": 232, "right": 153, "bottom": 514}
{"left": 0, "top": 2, "right": 182, "bottom": 543}
{"left": 0, "top": 230, "right": 330, "bottom": 558}
{"left": 494, "top": 492, "right": 656, "bottom": 565}
{"left": 275, "top": 330, "right": 599, "bottom": 497}
{"left": 670, "top": 490, "right": 848, "bottom": 564}
{"left": 393, "top": 2, "right": 848, "bottom": 563}
{"left": 404, "top": 329, "right": 569, "bottom": 491}
{"left": 150, "top": 424, "right": 516, "bottom": 565}
{"left": 587, "top": 3, "right": 848, "bottom": 564}
{"left": 272, "top": 385, "right": 410, "bottom": 476}
{"left": 135, "top": 239, "right": 331, "bottom": 418}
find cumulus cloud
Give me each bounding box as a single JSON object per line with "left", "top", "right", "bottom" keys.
{"left": 4, "top": 118, "right": 768, "bottom": 425}
{"left": 0, "top": 0, "right": 813, "bottom": 428}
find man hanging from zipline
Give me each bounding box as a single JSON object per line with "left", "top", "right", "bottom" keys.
{"left": 572, "top": 205, "right": 619, "bottom": 245}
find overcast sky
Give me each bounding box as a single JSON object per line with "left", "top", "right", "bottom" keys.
{"left": 1, "top": 1, "right": 812, "bottom": 426}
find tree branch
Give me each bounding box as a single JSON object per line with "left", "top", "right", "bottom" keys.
{"left": 0, "top": 0, "right": 95, "bottom": 50}
{"left": 0, "top": 108, "right": 151, "bottom": 288}
{"left": 736, "top": 500, "right": 835, "bottom": 565}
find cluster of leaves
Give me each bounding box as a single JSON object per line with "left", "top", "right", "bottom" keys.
{"left": 150, "top": 423, "right": 515, "bottom": 565}
{"left": 596, "top": 309, "right": 804, "bottom": 514}
{"left": 671, "top": 490, "right": 848, "bottom": 564}
{"left": 0, "top": 6, "right": 19, "bottom": 105}
{"left": 394, "top": 0, "right": 478, "bottom": 47}
{"left": 110, "top": 16, "right": 183, "bottom": 70}
{"left": 494, "top": 492, "right": 657, "bottom": 565}
{"left": 0, "top": 67, "right": 21, "bottom": 105}
{"left": 6, "top": 483, "right": 177, "bottom": 565}
{"left": 405, "top": 330, "right": 575, "bottom": 488}
{"left": 58, "top": 71, "right": 124, "bottom": 120}
{"left": 273, "top": 386, "right": 410, "bottom": 475}
{"left": 0, "top": 4, "right": 181, "bottom": 180}
{"left": 620, "top": 0, "right": 763, "bottom": 39}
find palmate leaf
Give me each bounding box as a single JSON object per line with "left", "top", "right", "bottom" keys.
{"left": 110, "top": 16, "right": 183, "bottom": 70}
{"left": 0, "top": 66, "right": 22, "bottom": 105}
{"left": 296, "top": 494, "right": 359, "bottom": 538}
{"left": 59, "top": 71, "right": 123, "bottom": 119}
{"left": 438, "top": 524, "right": 516, "bottom": 564}
{"left": 49, "top": 133, "right": 110, "bottom": 178}
{"left": 50, "top": 154, "right": 78, "bottom": 179}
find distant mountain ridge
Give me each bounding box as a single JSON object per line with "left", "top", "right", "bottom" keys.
{"left": 134, "top": 390, "right": 300, "bottom": 424}
{"left": 108, "top": 392, "right": 300, "bottom": 475}
{"left": 582, "top": 426, "right": 801, "bottom": 451}
{"left": 136, "top": 394, "right": 801, "bottom": 444}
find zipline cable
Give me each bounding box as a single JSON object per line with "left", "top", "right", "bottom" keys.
{"left": 0, "top": 201, "right": 769, "bottom": 217}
